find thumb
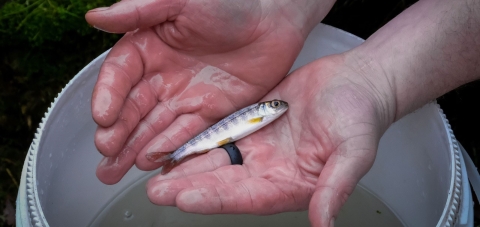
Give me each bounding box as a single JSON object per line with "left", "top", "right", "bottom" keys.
{"left": 85, "top": 0, "right": 186, "bottom": 33}
{"left": 308, "top": 145, "right": 377, "bottom": 227}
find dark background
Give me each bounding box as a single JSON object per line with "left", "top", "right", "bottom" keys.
{"left": 1, "top": 0, "right": 479, "bottom": 226}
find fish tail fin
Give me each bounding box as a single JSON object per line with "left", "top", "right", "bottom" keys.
{"left": 160, "top": 160, "right": 177, "bottom": 175}
{"left": 145, "top": 151, "right": 173, "bottom": 164}
{"left": 145, "top": 151, "right": 178, "bottom": 174}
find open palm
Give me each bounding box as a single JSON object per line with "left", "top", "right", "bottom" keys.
{"left": 145, "top": 55, "right": 391, "bottom": 227}
{"left": 86, "top": 0, "right": 332, "bottom": 184}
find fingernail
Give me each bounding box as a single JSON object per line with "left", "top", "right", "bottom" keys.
{"left": 93, "top": 25, "right": 112, "bottom": 33}
{"left": 89, "top": 7, "right": 109, "bottom": 12}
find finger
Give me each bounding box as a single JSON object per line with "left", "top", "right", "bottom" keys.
{"left": 136, "top": 113, "right": 213, "bottom": 170}
{"left": 94, "top": 79, "right": 157, "bottom": 156}
{"left": 308, "top": 146, "right": 376, "bottom": 227}
{"left": 146, "top": 161, "right": 250, "bottom": 206}
{"left": 85, "top": 0, "right": 186, "bottom": 33}
{"left": 91, "top": 39, "right": 143, "bottom": 127}
{"left": 95, "top": 104, "right": 178, "bottom": 183}
{"left": 96, "top": 146, "right": 137, "bottom": 185}
{"left": 174, "top": 178, "right": 288, "bottom": 215}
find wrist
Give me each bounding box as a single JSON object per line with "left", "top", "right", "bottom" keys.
{"left": 340, "top": 51, "right": 397, "bottom": 133}
{"left": 281, "top": 0, "right": 337, "bottom": 37}
{"left": 350, "top": 0, "right": 480, "bottom": 121}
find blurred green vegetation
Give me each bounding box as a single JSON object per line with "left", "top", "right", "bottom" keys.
{"left": 0, "top": 0, "right": 120, "bottom": 225}
{"left": 1, "top": 0, "right": 480, "bottom": 226}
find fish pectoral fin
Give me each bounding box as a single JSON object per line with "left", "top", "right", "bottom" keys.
{"left": 248, "top": 117, "right": 263, "bottom": 124}
{"left": 199, "top": 149, "right": 211, "bottom": 154}
{"left": 217, "top": 137, "right": 233, "bottom": 146}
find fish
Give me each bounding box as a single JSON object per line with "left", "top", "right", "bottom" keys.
{"left": 145, "top": 99, "right": 289, "bottom": 174}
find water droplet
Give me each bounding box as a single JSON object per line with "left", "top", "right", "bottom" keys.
{"left": 124, "top": 210, "right": 133, "bottom": 220}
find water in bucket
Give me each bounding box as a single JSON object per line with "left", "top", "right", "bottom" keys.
{"left": 89, "top": 172, "right": 405, "bottom": 227}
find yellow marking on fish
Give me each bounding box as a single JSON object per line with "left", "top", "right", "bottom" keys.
{"left": 217, "top": 137, "right": 233, "bottom": 146}
{"left": 248, "top": 117, "right": 263, "bottom": 124}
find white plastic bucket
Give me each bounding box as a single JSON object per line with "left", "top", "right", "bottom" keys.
{"left": 16, "top": 23, "right": 474, "bottom": 227}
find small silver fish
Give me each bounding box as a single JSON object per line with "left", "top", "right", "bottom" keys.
{"left": 145, "top": 99, "right": 289, "bottom": 174}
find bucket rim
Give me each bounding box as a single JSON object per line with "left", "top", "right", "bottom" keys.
{"left": 435, "top": 106, "right": 463, "bottom": 227}
{"left": 20, "top": 50, "right": 111, "bottom": 227}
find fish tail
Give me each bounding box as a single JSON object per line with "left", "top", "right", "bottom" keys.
{"left": 145, "top": 151, "right": 173, "bottom": 164}
{"left": 145, "top": 151, "right": 178, "bottom": 174}
{"left": 160, "top": 160, "right": 177, "bottom": 175}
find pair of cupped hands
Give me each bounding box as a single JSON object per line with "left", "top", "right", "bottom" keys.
{"left": 86, "top": 0, "right": 393, "bottom": 226}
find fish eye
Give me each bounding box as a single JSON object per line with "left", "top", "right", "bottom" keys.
{"left": 271, "top": 101, "right": 280, "bottom": 108}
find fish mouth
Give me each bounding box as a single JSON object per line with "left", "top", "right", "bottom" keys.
{"left": 277, "top": 104, "right": 289, "bottom": 114}
{"left": 281, "top": 100, "right": 289, "bottom": 107}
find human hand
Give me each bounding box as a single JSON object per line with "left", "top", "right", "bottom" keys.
{"left": 85, "top": 0, "right": 336, "bottom": 184}
{"left": 142, "top": 0, "right": 479, "bottom": 225}
{"left": 145, "top": 54, "right": 395, "bottom": 227}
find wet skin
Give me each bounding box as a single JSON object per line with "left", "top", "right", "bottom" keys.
{"left": 85, "top": 0, "right": 480, "bottom": 226}
{"left": 144, "top": 55, "right": 384, "bottom": 222}
{"left": 85, "top": 0, "right": 333, "bottom": 185}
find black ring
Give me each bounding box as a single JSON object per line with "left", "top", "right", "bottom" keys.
{"left": 221, "top": 143, "right": 243, "bottom": 165}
